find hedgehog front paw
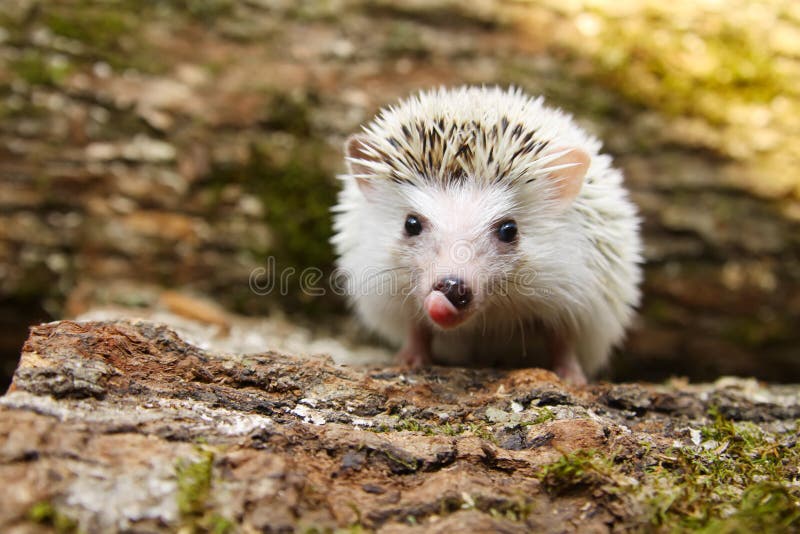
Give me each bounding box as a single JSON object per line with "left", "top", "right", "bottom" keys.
{"left": 395, "top": 324, "right": 433, "bottom": 368}
{"left": 553, "top": 359, "right": 588, "bottom": 386}
{"left": 547, "top": 332, "right": 589, "bottom": 386}
{"left": 395, "top": 347, "right": 432, "bottom": 368}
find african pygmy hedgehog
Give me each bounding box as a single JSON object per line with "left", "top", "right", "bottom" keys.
{"left": 332, "top": 86, "right": 642, "bottom": 384}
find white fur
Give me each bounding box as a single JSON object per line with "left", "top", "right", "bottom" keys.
{"left": 331, "top": 86, "right": 642, "bottom": 376}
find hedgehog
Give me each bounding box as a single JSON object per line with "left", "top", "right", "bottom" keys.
{"left": 331, "top": 86, "right": 642, "bottom": 384}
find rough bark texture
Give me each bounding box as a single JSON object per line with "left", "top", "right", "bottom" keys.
{"left": 1, "top": 1, "right": 800, "bottom": 389}
{"left": 1, "top": 319, "right": 798, "bottom": 532}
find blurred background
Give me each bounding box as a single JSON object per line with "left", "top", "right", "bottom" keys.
{"left": 1, "top": 0, "right": 799, "bottom": 388}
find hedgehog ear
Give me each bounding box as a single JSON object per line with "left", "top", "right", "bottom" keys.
{"left": 542, "top": 146, "right": 590, "bottom": 207}
{"left": 345, "top": 134, "right": 381, "bottom": 201}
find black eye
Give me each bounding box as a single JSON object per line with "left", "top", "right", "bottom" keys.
{"left": 405, "top": 214, "right": 423, "bottom": 236}
{"left": 497, "top": 220, "right": 518, "bottom": 243}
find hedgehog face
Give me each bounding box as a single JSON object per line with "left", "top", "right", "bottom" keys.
{"left": 340, "top": 94, "right": 593, "bottom": 331}
{"left": 388, "top": 180, "right": 526, "bottom": 330}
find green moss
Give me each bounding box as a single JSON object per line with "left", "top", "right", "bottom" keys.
{"left": 382, "top": 21, "right": 430, "bottom": 58}
{"left": 503, "top": 2, "right": 800, "bottom": 197}
{"left": 537, "top": 449, "right": 615, "bottom": 495}
{"left": 207, "top": 514, "right": 236, "bottom": 534}
{"left": 376, "top": 417, "right": 497, "bottom": 443}
{"left": 488, "top": 498, "right": 534, "bottom": 523}
{"left": 433, "top": 492, "right": 534, "bottom": 524}
{"left": 285, "top": 0, "right": 345, "bottom": 22}
{"left": 361, "top": 421, "right": 385, "bottom": 433}
{"left": 204, "top": 133, "right": 339, "bottom": 315}
{"left": 394, "top": 418, "right": 426, "bottom": 433}
{"left": 45, "top": 10, "right": 132, "bottom": 50}
{"left": 208, "top": 139, "right": 335, "bottom": 269}
{"left": 440, "top": 422, "right": 464, "bottom": 436}
{"left": 701, "top": 483, "right": 800, "bottom": 533}
{"left": 263, "top": 92, "right": 315, "bottom": 136}
{"left": 252, "top": 146, "right": 336, "bottom": 269}
{"left": 371, "top": 410, "right": 798, "bottom": 530}
{"left": 383, "top": 450, "right": 419, "bottom": 472}
{"left": 28, "top": 501, "right": 79, "bottom": 533}
{"left": 643, "top": 298, "right": 684, "bottom": 324}
{"left": 587, "top": 10, "right": 786, "bottom": 120}
{"left": 644, "top": 408, "right": 800, "bottom": 531}
{"left": 36, "top": 4, "right": 165, "bottom": 73}
{"left": 721, "top": 317, "right": 793, "bottom": 348}
{"left": 169, "top": 0, "right": 235, "bottom": 21}
{"left": 343, "top": 503, "right": 366, "bottom": 533}
{"left": 176, "top": 448, "right": 214, "bottom": 519}
{"left": 10, "top": 51, "right": 73, "bottom": 86}
{"left": 175, "top": 447, "right": 234, "bottom": 534}
{"left": 531, "top": 407, "right": 555, "bottom": 425}
{"left": 467, "top": 422, "right": 498, "bottom": 444}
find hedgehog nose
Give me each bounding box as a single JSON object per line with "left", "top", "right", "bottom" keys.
{"left": 433, "top": 277, "right": 473, "bottom": 310}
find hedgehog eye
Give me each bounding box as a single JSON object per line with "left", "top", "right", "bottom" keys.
{"left": 404, "top": 214, "right": 423, "bottom": 236}
{"left": 497, "top": 220, "right": 518, "bottom": 243}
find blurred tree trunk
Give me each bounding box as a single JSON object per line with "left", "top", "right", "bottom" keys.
{"left": 1, "top": 0, "right": 798, "bottom": 386}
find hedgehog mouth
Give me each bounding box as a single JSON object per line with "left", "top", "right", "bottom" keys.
{"left": 423, "top": 291, "right": 473, "bottom": 329}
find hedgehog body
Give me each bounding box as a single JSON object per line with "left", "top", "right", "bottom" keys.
{"left": 331, "top": 86, "right": 642, "bottom": 383}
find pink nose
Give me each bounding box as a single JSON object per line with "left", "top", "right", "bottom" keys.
{"left": 433, "top": 277, "right": 472, "bottom": 310}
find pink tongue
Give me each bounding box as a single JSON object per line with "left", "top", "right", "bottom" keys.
{"left": 424, "top": 291, "right": 461, "bottom": 328}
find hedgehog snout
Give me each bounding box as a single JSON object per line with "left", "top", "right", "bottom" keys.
{"left": 433, "top": 276, "right": 473, "bottom": 310}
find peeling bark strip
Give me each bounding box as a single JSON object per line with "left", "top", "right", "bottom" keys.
{"left": 1, "top": 320, "right": 798, "bottom": 532}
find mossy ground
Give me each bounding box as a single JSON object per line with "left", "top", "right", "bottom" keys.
{"left": 369, "top": 416, "right": 499, "bottom": 444}
{"left": 536, "top": 409, "right": 800, "bottom": 531}
{"left": 643, "top": 408, "right": 800, "bottom": 531}
{"left": 359, "top": 402, "right": 799, "bottom": 530}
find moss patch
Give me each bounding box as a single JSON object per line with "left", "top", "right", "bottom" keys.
{"left": 532, "top": 408, "right": 800, "bottom": 530}
{"left": 10, "top": 51, "right": 74, "bottom": 86}
{"left": 28, "top": 501, "right": 79, "bottom": 533}
{"left": 31, "top": 3, "right": 167, "bottom": 73}
{"left": 644, "top": 408, "right": 800, "bottom": 531}
{"left": 372, "top": 417, "right": 498, "bottom": 444}
{"left": 537, "top": 449, "right": 617, "bottom": 495}
{"left": 531, "top": 407, "right": 555, "bottom": 425}
{"left": 45, "top": 10, "right": 133, "bottom": 51}
{"left": 175, "top": 447, "right": 234, "bottom": 534}
{"left": 204, "top": 132, "right": 339, "bottom": 314}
